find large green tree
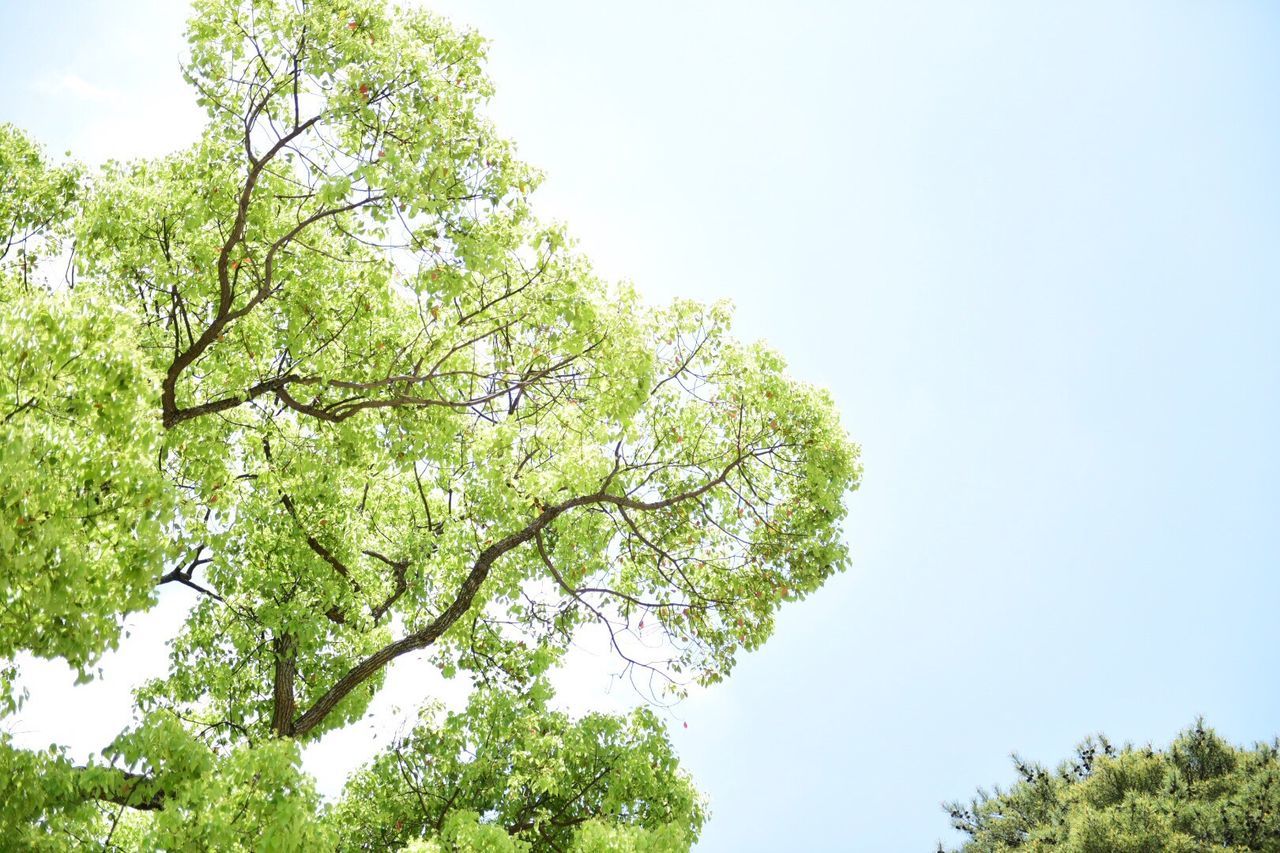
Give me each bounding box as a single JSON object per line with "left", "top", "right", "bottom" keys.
{"left": 943, "top": 720, "right": 1280, "bottom": 852}
{"left": 0, "top": 0, "right": 859, "bottom": 849}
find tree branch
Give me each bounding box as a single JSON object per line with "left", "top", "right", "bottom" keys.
{"left": 74, "top": 766, "right": 165, "bottom": 812}
{"left": 290, "top": 450, "right": 759, "bottom": 737}
{"left": 270, "top": 633, "right": 297, "bottom": 736}
{"left": 161, "top": 116, "right": 321, "bottom": 427}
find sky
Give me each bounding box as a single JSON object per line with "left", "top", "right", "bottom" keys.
{"left": 3, "top": 1, "right": 1280, "bottom": 849}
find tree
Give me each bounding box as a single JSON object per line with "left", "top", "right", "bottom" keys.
{"left": 942, "top": 720, "right": 1280, "bottom": 852}
{"left": 327, "top": 680, "right": 705, "bottom": 852}
{"left": 0, "top": 0, "right": 860, "bottom": 849}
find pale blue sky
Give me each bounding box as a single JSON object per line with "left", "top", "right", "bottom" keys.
{"left": 3, "top": 2, "right": 1279, "bottom": 850}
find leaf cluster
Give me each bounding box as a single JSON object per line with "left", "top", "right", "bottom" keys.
{"left": 943, "top": 719, "right": 1280, "bottom": 852}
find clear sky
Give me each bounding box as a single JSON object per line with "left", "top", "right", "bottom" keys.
{"left": 3, "top": 1, "right": 1280, "bottom": 850}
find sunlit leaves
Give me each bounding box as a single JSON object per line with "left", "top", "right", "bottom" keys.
{"left": 0, "top": 124, "right": 79, "bottom": 291}
{"left": 0, "top": 289, "right": 173, "bottom": 671}
{"left": 2, "top": 0, "right": 859, "bottom": 847}
{"left": 327, "top": 681, "right": 704, "bottom": 851}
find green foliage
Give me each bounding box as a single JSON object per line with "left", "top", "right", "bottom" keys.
{"left": 0, "top": 713, "right": 331, "bottom": 850}
{"left": 327, "top": 680, "right": 704, "bottom": 851}
{"left": 0, "top": 289, "right": 174, "bottom": 676}
{"left": 0, "top": 0, "right": 859, "bottom": 847}
{"left": 0, "top": 733, "right": 111, "bottom": 848}
{"left": 943, "top": 720, "right": 1280, "bottom": 852}
{"left": 0, "top": 123, "right": 79, "bottom": 289}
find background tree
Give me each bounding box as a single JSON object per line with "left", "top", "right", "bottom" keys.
{"left": 328, "top": 680, "right": 704, "bottom": 851}
{"left": 0, "top": 0, "right": 859, "bottom": 849}
{"left": 942, "top": 719, "right": 1280, "bottom": 852}
{"left": 0, "top": 122, "right": 78, "bottom": 289}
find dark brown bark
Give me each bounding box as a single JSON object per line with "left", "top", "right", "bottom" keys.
{"left": 271, "top": 633, "right": 298, "bottom": 737}
{"left": 291, "top": 449, "right": 756, "bottom": 737}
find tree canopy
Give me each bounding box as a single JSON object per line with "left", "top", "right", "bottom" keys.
{"left": 943, "top": 720, "right": 1280, "bottom": 852}
{"left": 0, "top": 0, "right": 859, "bottom": 849}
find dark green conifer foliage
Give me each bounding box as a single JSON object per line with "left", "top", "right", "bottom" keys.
{"left": 943, "top": 720, "right": 1280, "bottom": 852}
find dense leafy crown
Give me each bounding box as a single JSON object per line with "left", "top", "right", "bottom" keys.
{"left": 943, "top": 720, "right": 1280, "bottom": 852}
{"left": 0, "top": 0, "right": 859, "bottom": 849}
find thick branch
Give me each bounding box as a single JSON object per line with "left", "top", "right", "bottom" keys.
{"left": 164, "top": 374, "right": 301, "bottom": 426}
{"left": 290, "top": 501, "right": 566, "bottom": 737}
{"left": 366, "top": 550, "right": 410, "bottom": 622}
{"left": 290, "top": 450, "right": 758, "bottom": 737}
{"left": 161, "top": 116, "right": 320, "bottom": 427}
{"left": 270, "top": 633, "right": 297, "bottom": 737}
{"left": 279, "top": 491, "right": 359, "bottom": 587}
{"left": 158, "top": 545, "right": 222, "bottom": 601}
{"left": 272, "top": 351, "right": 583, "bottom": 423}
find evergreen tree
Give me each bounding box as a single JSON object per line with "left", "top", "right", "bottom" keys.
{"left": 943, "top": 720, "right": 1280, "bottom": 852}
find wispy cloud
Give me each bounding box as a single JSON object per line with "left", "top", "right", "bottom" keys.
{"left": 32, "top": 71, "right": 124, "bottom": 105}
{"left": 26, "top": 69, "right": 203, "bottom": 165}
